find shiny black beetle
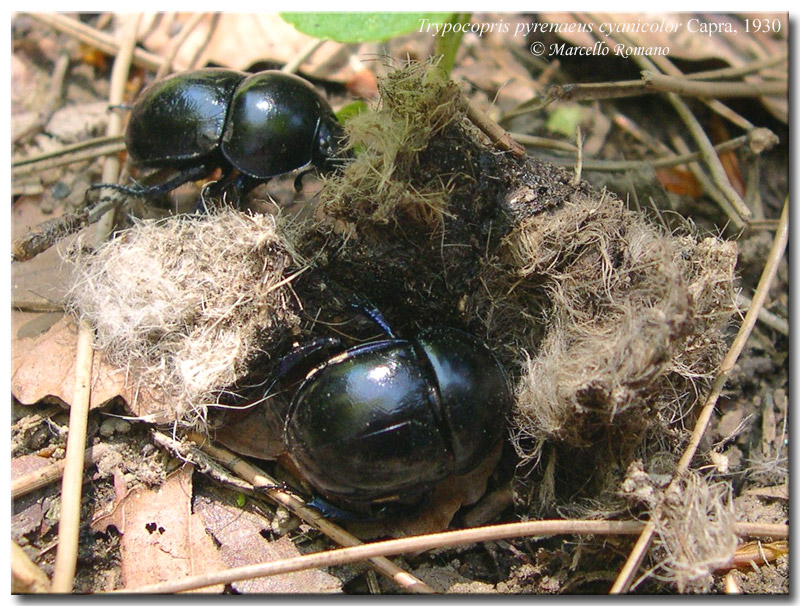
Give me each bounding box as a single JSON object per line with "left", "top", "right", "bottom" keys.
{"left": 280, "top": 306, "right": 512, "bottom": 516}
{"left": 106, "top": 68, "right": 344, "bottom": 200}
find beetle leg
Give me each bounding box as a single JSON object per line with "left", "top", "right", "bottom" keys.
{"left": 89, "top": 163, "right": 214, "bottom": 208}
{"left": 293, "top": 168, "right": 315, "bottom": 192}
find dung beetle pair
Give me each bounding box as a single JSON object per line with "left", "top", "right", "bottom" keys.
{"left": 101, "top": 68, "right": 345, "bottom": 201}
{"left": 279, "top": 305, "right": 512, "bottom": 518}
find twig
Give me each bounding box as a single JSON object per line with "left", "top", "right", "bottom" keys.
{"left": 12, "top": 540, "right": 51, "bottom": 593}
{"left": 184, "top": 432, "right": 434, "bottom": 594}
{"left": 610, "top": 195, "right": 789, "bottom": 594}
{"left": 735, "top": 292, "right": 788, "bottom": 337}
{"left": 11, "top": 444, "right": 111, "bottom": 499}
{"left": 117, "top": 519, "right": 646, "bottom": 593}
{"left": 282, "top": 38, "right": 327, "bottom": 74}
{"left": 12, "top": 135, "right": 126, "bottom": 178}
{"left": 464, "top": 97, "right": 527, "bottom": 157}
{"left": 586, "top": 15, "right": 758, "bottom": 132}
{"left": 11, "top": 299, "right": 63, "bottom": 312}
{"left": 571, "top": 127, "right": 583, "bottom": 186}
{"left": 685, "top": 52, "right": 788, "bottom": 81}
{"left": 546, "top": 79, "right": 648, "bottom": 104}
{"left": 13, "top": 52, "right": 70, "bottom": 144}
{"left": 94, "top": 16, "right": 141, "bottom": 242}
{"left": 544, "top": 52, "right": 788, "bottom": 106}
{"left": 50, "top": 15, "right": 142, "bottom": 594}
{"left": 667, "top": 92, "right": 751, "bottom": 220}
{"left": 643, "top": 70, "right": 787, "bottom": 99}
{"left": 50, "top": 320, "right": 95, "bottom": 593}
{"left": 11, "top": 193, "right": 123, "bottom": 262}
{"left": 536, "top": 134, "right": 751, "bottom": 171}
{"left": 155, "top": 12, "right": 210, "bottom": 80}
{"left": 508, "top": 133, "right": 578, "bottom": 153}
{"left": 109, "top": 518, "right": 787, "bottom": 594}
{"left": 27, "top": 12, "right": 164, "bottom": 72}
{"left": 591, "top": 20, "right": 759, "bottom": 192}
{"left": 677, "top": 196, "right": 787, "bottom": 471}
{"left": 669, "top": 134, "right": 745, "bottom": 230}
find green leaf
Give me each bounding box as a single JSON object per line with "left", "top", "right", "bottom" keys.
{"left": 336, "top": 100, "right": 369, "bottom": 123}
{"left": 546, "top": 105, "right": 586, "bottom": 138}
{"left": 281, "top": 12, "right": 445, "bottom": 43}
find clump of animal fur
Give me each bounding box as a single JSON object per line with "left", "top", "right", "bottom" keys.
{"left": 485, "top": 190, "right": 738, "bottom": 513}
{"left": 621, "top": 463, "right": 737, "bottom": 593}
{"left": 67, "top": 211, "right": 302, "bottom": 425}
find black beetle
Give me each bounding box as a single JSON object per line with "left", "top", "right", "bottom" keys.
{"left": 280, "top": 306, "right": 511, "bottom": 516}
{"left": 103, "top": 68, "right": 344, "bottom": 200}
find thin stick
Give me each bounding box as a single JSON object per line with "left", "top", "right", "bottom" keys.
{"left": 282, "top": 38, "right": 327, "bottom": 74}
{"left": 117, "top": 519, "right": 645, "bottom": 593}
{"left": 11, "top": 444, "right": 110, "bottom": 499}
{"left": 643, "top": 71, "right": 787, "bottom": 99}
{"left": 685, "top": 52, "right": 788, "bottom": 81}
{"left": 571, "top": 127, "right": 583, "bottom": 186}
{"left": 12, "top": 540, "right": 51, "bottom": 593}
{"left": 13, "top": 52, "right": 70, "bottom": 144}
{"left": 735, "top": 291, "right": 788, "bottom": 336}
{"left": 185, "top": 433, "right": 434, "bottom": 594}
{"left": 591, "top": 21, "right": 757, "bottom": 205}
{"left": 155, "top": 12, "right": 209, "bottom": 80}
{"left": 670, "top": 134, "right": 745, "bottom": 230}
{"left": 536, "top": 134, "right": 752, "bottom": 171}
{"left": 94, "top": 16, "right": 141, "bottom": 242}
{"left": 666, "top": 92, "right": 751, "bottom": 220}
{"left": 545, "top": 79, "right": 646, "bottom": 104}
{"left": 50, "top": 321, "right": 95, "bottom": 593}
{"left": 678, "top": 197, "right": 787, "bottom": 470}
{"left": 610, "top": 195, "right": 789, "bottom": 594}
{"left": 109, "top": 518, "right": 787, "bottom": 594}
{"left": 11, "top": 193, "right": 123, "bottom": 262}
{"left": 50, "top": 16, "right": 142, "bottom": 594}
{"left": 465, "top": 97, "right": 527, "bottom": 157}
{"left": 27, "top": 12, "right": 164, "bottom": 72}
{"left": 508, "top": 133, "right": 578, "bottom": 153}
{"left": 12, "top": 135, "right": 126, "bottom": 177}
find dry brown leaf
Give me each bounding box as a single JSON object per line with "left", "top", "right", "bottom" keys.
{"left": 719, "top": 540, "right": 788, "bottom": 572}
{"left": 133, "top": 13, "right": 356, "bottom": 80}
{"left": 213, "top": 404, "right": 286, "bottom": 461}
{"left": 11, "top": 197, "right": 77, "bottom": 309}
{"left": 92, "top": 465, "right": 227, "bottom": 593}
{"left": 345, "top": 442, "right": 502, "bottom": 539}
{"left": 11, "top": 315, "right": 128, "bottom": 409}
{"left": 655, "top": 167, "right": 703, "bottom": 197}
{"left": 456, "top": 32, "right": 541, "bottom": 113}
{"left": 194, "top": 489, "right": 342, "bottom": 594}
